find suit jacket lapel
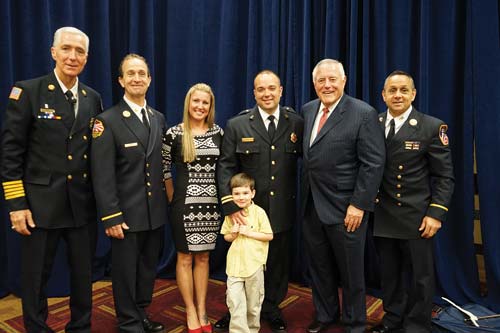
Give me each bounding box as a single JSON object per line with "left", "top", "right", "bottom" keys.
{"left": 119, "top": 99, "right": 149, "bottom": 149}
{"left": 388, "top": 109, "right": 420, "bottom": 151}
{"left": 273, "top": 107, "right": 291, "bottom": 143}
{"left": 312, "top": 95, "right": 347, "bottom": 146}
{"left": 304, "top": 100, "right": 320, "bottom": 150}
{"left": 249, "top": 107, "right": 271, "bottom": 144}
{"left": 45, "top": 73, "right": 73, "bottom": 131}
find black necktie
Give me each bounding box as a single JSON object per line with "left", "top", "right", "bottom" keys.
{"left": 141, "top": 108, "right": 150, "bottom": 132}
{"left": 65, "top": 90, "right": 77, "bottom": 113}
{"left": 267, "top": 115, "right": 276, "bottom": 140}
{"left": 387, "top": 118, "right": 395, "bottom": 141}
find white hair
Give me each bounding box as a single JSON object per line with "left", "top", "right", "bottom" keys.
{"left": 312, "top": 59, "right": 345, "bottom": 82}
{"left": 53, "top": 27, "right": 89, "bottom": 53}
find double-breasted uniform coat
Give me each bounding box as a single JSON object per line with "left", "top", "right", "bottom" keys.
{"left": 1, "top": 71, "right": 102, "bottom": 333}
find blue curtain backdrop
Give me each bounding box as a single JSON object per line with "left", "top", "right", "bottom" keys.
{"left": 1, "top": 0, "right": 499, "bottom": 311}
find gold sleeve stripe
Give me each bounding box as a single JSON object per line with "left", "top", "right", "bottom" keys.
{"left": 221, "top": 196, "right": 233, "bottom": 204}
{"left": 4, "top": 188, "right": 25, "bottom": 195}
{"left": 2, "top": 180, "right": 23, "bottom": 186}
{"left": 5, "top": 192, "right": 26, "bottom": 200}
{"left": 430, "top": 203, "right": 448, "bottom": 212}
{"left": 3, "top": 185, "right": 24, "bottom": 191}
{"left": 101, "top": 212, "right": 123, "bottom": 221}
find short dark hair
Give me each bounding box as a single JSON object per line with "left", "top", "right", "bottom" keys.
{"left": 254, "top": 69, "right": 281, "bottom": 87}
{"left": 230, "top": 173, "right": 255, "bottom": 190}
{"left": 118, "top": 53, "right": 150, "bottom": 77}
{"left": 384, "top": 70, "right": 415, "bottom": 89}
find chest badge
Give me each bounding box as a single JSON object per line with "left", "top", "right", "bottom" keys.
{"left": 290, "top": 132, "right": 298, "bottom": 143}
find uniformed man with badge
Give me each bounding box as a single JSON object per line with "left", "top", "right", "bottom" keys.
{"left": 90, "top": 54, "right": 166, "bottom": 333}
{"left": 371, "top": 71, "right": 455, "bottom": 333}
{"left": 216, "top": 70, "right": 304, "bottom": 332}
{"left": 0, "top": 27, "right": 102, "bottom": 332}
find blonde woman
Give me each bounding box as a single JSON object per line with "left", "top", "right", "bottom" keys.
{"left": 162, "top": 83, "right": 222, "bottom": 333}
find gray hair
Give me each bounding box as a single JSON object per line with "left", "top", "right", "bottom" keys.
{"left": 312, "top": 59, "right": 345, "bottom": 82}
{"left": 53, "top": 27, "right": 89, "bottom": 53}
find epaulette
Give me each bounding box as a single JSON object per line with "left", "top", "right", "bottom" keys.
{"left": 237, "top": 109, "right": 252, "bottom": 116}
{"left": 283, "top": 106, "right": 297, "bottom": 113}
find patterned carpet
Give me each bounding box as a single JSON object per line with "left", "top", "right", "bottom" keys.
{"left": 0, "top": 279, "right": 384, "bottom": 333}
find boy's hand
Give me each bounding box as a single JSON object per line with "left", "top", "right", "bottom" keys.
{"left": 239, "top": 225, "right": 249, "bottom": 236}
{"left": 231, "top": 223, "right": 240, "bottom": 234}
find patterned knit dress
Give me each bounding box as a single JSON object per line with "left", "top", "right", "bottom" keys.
{"left": 162, "top": 124, "right": 223, "bottom": 252}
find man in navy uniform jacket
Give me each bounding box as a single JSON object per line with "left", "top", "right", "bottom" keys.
{"left": 371, "top": 71, "right": 454, "bottom": 333}
{"left": 91, "top": 54, "right": 167, "bottom": 333}
{"left": 1, "top": 27, "right": 102, "bottom": 333}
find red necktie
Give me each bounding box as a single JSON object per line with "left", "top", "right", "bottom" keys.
{"left": 316, "top": 107, "right": 329, "bottom": 135}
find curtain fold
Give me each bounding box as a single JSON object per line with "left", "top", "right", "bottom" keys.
{"left": 1, "top": 0, "right": 498, "bottom": 311}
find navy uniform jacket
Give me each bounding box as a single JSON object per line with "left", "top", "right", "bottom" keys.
{"left": 91, "top": 99, "right": 167, "bottom": 232}
{"left": 218, "top": 106, "right": 304, "bottom": 233}
{"left": 374, "top": 108, "right": 454, "bottom": 239}
{"left": 301, "top": 95, "right": 385, "bottom": 223}
{"left": 1, "top": 72, "right": 102, "bottom": 228}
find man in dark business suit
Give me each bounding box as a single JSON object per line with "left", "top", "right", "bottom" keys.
{"left": 91, "top": 54, "right": 166, "bottom": 333}
{"left": 370, "top": 71, "right": 454, "bottom": 333}
{"left": 216, "top": 70, "right": 303, "bottom": 332}
{"left": 301, "top": 59, "right": 385, "bottom": 333}
{"left": 0, "top": 27, "right": 102, "bottom": 333}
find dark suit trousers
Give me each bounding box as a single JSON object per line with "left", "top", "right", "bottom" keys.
{"left": 375, "top": 237, "right": 434, "bottom": 333}
{"left": 111, "top": 227, "right": 163, "bottom": 333}
{"left": 261, "top": 230, "right": 290, "bottom": 319}
{"left": 303, "top": 195, "right": 367, "bottom": 333}
{"left": 21, "top": 224, "right": 96, "bottom": 333}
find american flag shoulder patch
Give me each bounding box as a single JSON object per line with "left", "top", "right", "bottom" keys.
{"left": 9, "top": 87, "right": 23, "bottom": 100}
{"left": 92, "top": 119, "right": 105, "bottom": 138}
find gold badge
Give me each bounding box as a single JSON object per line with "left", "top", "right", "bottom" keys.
{"left": 48, "top": 84, "right": 55, "bottom": 91}
{"left": 40, "top": 108, "right": 55, "bottom": 114}
{"left": 92, "top": 119, "right": 105, "bottom": 138}
{"left": 409, "top": 119, "right": 418, "bottom": 126}
{"left": 379, "top": 116, "right": 384, "bottom": 122}
{"left": 9, "top": 87, "right": 23, "bottom": 100}
{"left": 81, "top": 89, "right": 87, "bottom": 96}
{"left": 249, "top": 114, "right": 255, "bottom": 120}
{"left": 241, "top": 137, "right": 254, "bottom": 142}
{"left": 290, "top": 132, "right": 298, "bottom": 143}
{"left": 439, "top": 124, "right": 449, "bottom": 146}
{"left": 122, "top": 110, "right": 131, "bottom": 118}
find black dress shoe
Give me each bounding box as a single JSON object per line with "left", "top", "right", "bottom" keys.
{"left": 267, "top": 316, "right": 287, "bottom": 332}
{"left": 307, "top": 319, "right": 331, "bottom": 333}
{"left": 213, "top": 312, "right": 230, "bottom": 332}
{"left": 370, "top": 324, "right": 401, "bottom": 333}
{"left": 142, "top": 318, "right": 164, "bottom": 332}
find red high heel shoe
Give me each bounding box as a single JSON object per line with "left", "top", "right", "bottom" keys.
{"left": 201, "top": 322, "right": 213, "bottom": 333}
{"left": 188, "top": 327, "right": 202, "bottom": 333}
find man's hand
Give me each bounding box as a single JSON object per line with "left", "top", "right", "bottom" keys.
{"left": 10, "top": 209, "right": 36, "bottom": 236}
{"left": 344, "top": 205, "right": 365, "bottom": 232}
{"left": 419, "top": 216, "right": 441, "bottom": 238}
{"left": 230, "top": 210, "right": 248, "bottom": 225}
{"left": 105, "top": 222, "right": 130, "bottom": 239}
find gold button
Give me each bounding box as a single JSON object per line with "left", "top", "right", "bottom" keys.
{"left": 146, "top": 163, "right": 150, "bottom": 168}
{"left": 398, "top": 165, "right": 403, "bottom": 170}
{"left": 67, "top": 175, "right": 73, "bottom": 180}
{"left": 271, "top": 145, "right": 276, "bottom": 150}
{"left": 146, "top": 172, "right": 150, "bottom": 177}
{"left": 397, "top": 202, "right": 402, "bottom": 206}
{"left": 148, "top": 192, "right": 152, "bottom": 196}
{"left": 397, "top": 175, "right": 402, "bottom": 180}
{"left": 67, "top": 155, "right": 73, "bottom": 160}
{"left": 294, "top": 150, "right": 297, "bottom": 153}
{"left": 271, "top": 160, "right": 276, "bottom": 165}
{"left": 83, "top": 173, "right": 87, "bottom": 178}
{"left": 69, "top": 135, "right": 73, "bottom": 140}
{"left": 83, "top": 154, "right": 88, "bottom": 159}
{"left": 245, "top": 150, "right": 250, "bottom": 154}
{"left": 271, "top": 176, "right": 275, "bottom": 180}
{"left": 270, "top": 191, "right": 275, "bottom": 196}
{"left": 375, "top": 198, "right": 380, "bottom": 203}
{"left": 147, "top": 182, "right": 151, "bottom": 187}
{"left": 396, "top": 193, "right": 401, "bottom": 198}
{"left": 83, "top": 135, "right": 88, "bottom": 140}
{"left": 396, "top": 184, "right": 401, "bottom": 188}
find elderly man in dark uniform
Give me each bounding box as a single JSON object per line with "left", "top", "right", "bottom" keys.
{"left": 215, "top": 70, "right": 304, "bottom": 332}
{"left": 301, "top": 59, "right": 385, "bottom": 333}
{"left": 0, "top": 27, "right": 102, "bottom": 333}
{"left": 370, "top": 71, "right": 454, "bottom": 333}
{"left": 91, "top": 54, "right": 167, "bottom": 333}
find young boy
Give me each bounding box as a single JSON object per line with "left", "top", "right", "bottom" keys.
{"left": 220, "top": 173, "right": 274, "bottom": 333}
